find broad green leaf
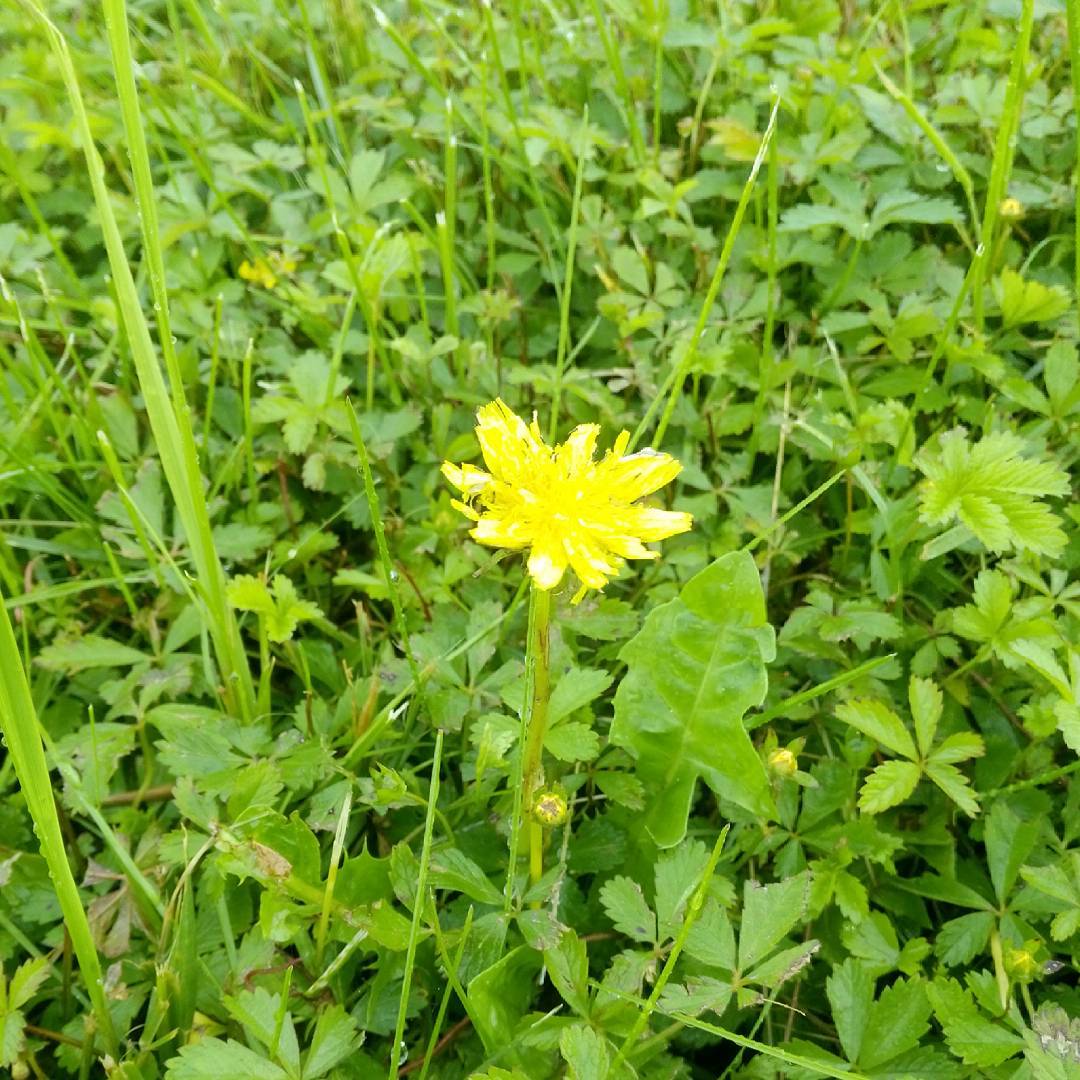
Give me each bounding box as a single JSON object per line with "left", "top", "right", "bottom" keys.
{"left": 858, "top": 760, "right": 921, "bottom": 814}
{"left": 599, "top": 876, "right": 656, "bottom": 943}
{"left": 738, "top": 871, "right": 811, "bottom": 971}
{"left": 36, "top": 635, "right": 149, "bottom": 671}
{"left": 836, "top": 698, "right": 917, "bottom": 760}
{"left": 859, "top": 977, "right": 931, "bottom": 1069}
{"left": 826, "top": 959, "right": 873, "bottom": 1063}
{"left": 610, "top": 550, "right": 776, "bottom": 847}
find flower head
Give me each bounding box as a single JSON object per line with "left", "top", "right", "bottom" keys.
{"left": 442, "top": 399, "right": 692, "bottom": 595}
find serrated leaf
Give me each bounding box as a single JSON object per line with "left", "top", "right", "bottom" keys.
{"left": 429, "top": 848, "right": 503, "bottom": 906}
{"left": 836, "top": 698, "right": 917, "bottom": 759}
{"left": 559, "top": 1023, "right": 610, "bottom": 1079}
{"left": 909, "top": 676, "right": 942, "bottom": 757}
{"left": 655, "top": 840, "right": 711, "bottom": 941}
{"left": 738, "top": 872, "right": 811, "bottom": 971}
{"left": 826, "top": 959, "right": 873, "bottom": 1063}
{"left": 916, "top": 429, "right": 1069, "bottom": 556}
{"left": 858, "top": 760, "right": 921, "bottom": 814}
{"left": 685, "top": 899, "right": 736, "bottom": 969}
{"left": 545, "top": 929, "right": 590, "bottom": 1018}
{"left": 303, "top": 1005, "right": 361, "bottom": 1078}
{"left": 926, "top": 761, "right": 980, "bottom": 816}
{"left": 610, "top": 551, "right": 776, "bottom": 847}
{"left": 859, "top": 977, "right": 931, "bottom": 1069}
{"left": 164, "top": 1038, "right": 290, "bottom": 1079}
{"left": 985, "top": 801, "right": 1038, "bottom": 905}
{"left": 928, "top": 731, "right": 985, "bottom": 764}
{"left": 926, "top": 978, "right": 1024, "bottom": 1067}
{"left": 544, "top": 721, "right": 600, "bottom": 762}
{"left": 547, "top": 667, "right": 613, "bottom": 724}
{"left": 599, "top": 876, "right": 656, "bottom": 943}
{"left": 934, "top": 911, "right": 994, "bottom": 966}
{"left": 227, "top": 575, "right": 275, "bottom": 614}
{"left": 996, "top": 267, "right": 1071, "bottom": 328}
{"left": 36, "top": 635, "right": 149, "bottom": 672}
{"left": 746, "top": 939, "right": 820, "bottom": 989}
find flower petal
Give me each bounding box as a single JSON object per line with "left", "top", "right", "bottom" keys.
{"left": 527, "top": 529, "right": 569, "bottom": 590}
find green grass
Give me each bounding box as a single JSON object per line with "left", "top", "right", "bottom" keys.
{"left": 1, "top": 0, "right": 1080, "bottom": 1077}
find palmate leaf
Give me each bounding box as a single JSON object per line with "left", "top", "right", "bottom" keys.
{"left": 915, "top": 429, "right": 1070, "bottom": 556}
{"left": 610, "top": 550, "right": 776, "bottom": 847}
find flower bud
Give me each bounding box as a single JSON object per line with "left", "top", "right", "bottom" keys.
{"left": 532, "top": 790, "right": 569, "bottom": 828}
{"left": 1005, "top": 945, "right": 1039, "bottom": 982}
{"left": 768, "top": 747, "right": 798, "bottom": 777}
{"left": 999, "top": 197, "right": 1024, "bottom": 220}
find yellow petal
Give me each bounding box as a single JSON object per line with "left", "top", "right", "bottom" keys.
{"left": 527, "top": 530, "right": 568, "bottom": 590}
{"left": 557, "top": 424, "right": 600, "bottom": 476}
{"left": 620, "top": 506, "right": 694, "bottom": 541}
{"left": 564, "top": 531, "right": 619, "bottom": 589}
{"left": 472, "top": 513, "right": 532, "bottom": 549}
{"left": 602, "top": 448, "right": 683, "bottom": 501}
{"left": 441, "top": 461, "right": 492, "bottom": 495}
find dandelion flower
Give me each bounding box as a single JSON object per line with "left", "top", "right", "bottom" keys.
{"left": 442, "top": 399, "right": 692, "bottom": 594}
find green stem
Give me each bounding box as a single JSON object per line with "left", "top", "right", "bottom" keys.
{"left": 971, "top": 0, "right": 1034, "bottom": 330}
{"left": 1065, "top": 0, "right": 1080, "bottom": 335}
{"left": 522, "top": 587, "right": 552, "bottom": 890}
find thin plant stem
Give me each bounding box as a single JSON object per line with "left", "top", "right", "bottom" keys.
{"left": 520, "top": 587, "right": 553, "bottom": 892}
{"left": 0, "top": 586, "right": 118, "bottom": 1060}
{"left": 634, "top": 95, "right": 780, "bottom": 451}
{"left": 611, "top": 825, "right": 730, "bottom": 1074}
{"left": 26, "top": 0, "right": 255, "bottom": 722}
{"left": 548, "top": 106, "right": 589, "bottom": 442}
{"left": 389, "top": 729, "right": 443, "bottom": 1080}
{"left": 1066, "top": 0, "right": 1080, "bottom": 334}
{"left": 971, "top": 0, "right": 1035, "bottom": 330}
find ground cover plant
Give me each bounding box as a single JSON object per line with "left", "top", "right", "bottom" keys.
{"left": 1, "top": 0, "right": 1080, "bottom": 1075}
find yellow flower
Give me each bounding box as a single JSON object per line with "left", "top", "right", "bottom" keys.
{"left": 999, "top": 197, "right": 1024, "bottom": 220}
{"left": 239, "top": 258, "right": 278, "bottom": 290}
{"left": 442, "top": 399, "right": 692, "bottom": 594}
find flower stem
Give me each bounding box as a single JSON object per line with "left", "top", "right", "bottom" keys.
{"left": 521, "top": 585, "right": 552, "bottom": 891}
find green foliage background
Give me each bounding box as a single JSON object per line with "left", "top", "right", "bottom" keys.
{"left": 1, "top": 0, "right": 1079, "bottom": 1076}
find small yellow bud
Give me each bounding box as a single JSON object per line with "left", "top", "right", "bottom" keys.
{"left": 239, "top": 258, "right": 278, "bottom": 290}
{"left": 532, "top": 790, "right": 569, "bottom": 828}
{"left": 768, "top": 747, "right": 798, "bottom": 777}
{"left": 999, "top": 197, "right": 1024, "bottom": 220}
{"left": 1005, "top": 946, "right": 1038, "bottom": 982}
